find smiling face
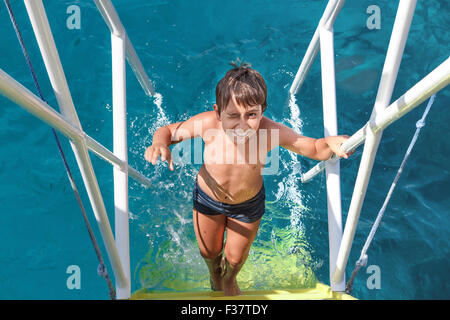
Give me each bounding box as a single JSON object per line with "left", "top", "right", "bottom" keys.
{"left": 213, "top": 66, "right": 267, "bottom": 143}
{"left": 214, "top": 94, "right": 263, "bottom": 142}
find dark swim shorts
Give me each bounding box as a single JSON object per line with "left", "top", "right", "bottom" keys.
{"left": 192, "top": 177, "right": 265, "bottom": 223}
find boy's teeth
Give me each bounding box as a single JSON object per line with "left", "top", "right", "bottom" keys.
{"left": 234, "top": 129, "right": 253, "bottom": 137}
{"left": 226, "top": 129, "right": 255, "bottom": 140}
{"left": 235, "top": 133, "right": 248, "bottom": 138}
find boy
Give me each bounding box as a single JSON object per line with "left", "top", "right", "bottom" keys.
{"left": 144, "top": 63, "right": 352, "bottom": 296}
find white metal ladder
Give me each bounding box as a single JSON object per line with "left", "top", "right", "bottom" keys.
{"left": 290, "top": 0, "right": 449, "bottom": 292}
{"left": 0, "top": 0, "right": 156, "bottom": 299}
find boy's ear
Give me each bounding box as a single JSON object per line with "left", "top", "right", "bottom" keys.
{"left": 213, "top": 104, "right": 221, "bottom": 120}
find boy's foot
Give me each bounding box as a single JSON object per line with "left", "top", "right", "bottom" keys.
{"left": 210, "top": 272, "right": 223, "bottom": 291}
{"left": 210, "top": 276, "right": 219, "bottom": 291}
{"left": 223, "top": 278, "right": 242, "bottom": 296}
{"left": 221, "top": 257, "right": 242, "bottom": 296}
{"left": 205, "top": 255, "right": 224, "bottom": 291}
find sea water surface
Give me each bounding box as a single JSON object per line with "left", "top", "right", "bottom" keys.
{"left": 0, "top": 0, "right": 448, "bottom": 299}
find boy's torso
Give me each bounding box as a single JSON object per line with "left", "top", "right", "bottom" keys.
{"left": 197, "top": 114, "right": 275, "bottom": 204}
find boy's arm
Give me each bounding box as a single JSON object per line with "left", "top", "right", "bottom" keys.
{"left": 145, "top": 111, "right": 216, "bottom": 170}
{"left": 265, "top": 117, "right": 351, "bottom": 161}
{"left": 154, "top": 111, "right": 215, "bottom": 145}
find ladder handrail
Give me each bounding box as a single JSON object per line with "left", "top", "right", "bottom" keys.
{"left": 301, "top": 56, "right": 450, "bottom": 183}
{"left": 93, "top": 0, "right": 160, "bottom": 298}
{"left": 94, "top": 0, "right": 156, "bottom": 97}
{"left": 0, "top": 0, "right": 158, "bottom": 299}
{"left": 291, "top": 0, "right": 450, "bottom": 291}
{"left": 289, "top": 0, "right": 345, "bottom": 96}
{"left": 333, "top": 0, "right": 416, "bottom": 284}
{"left": 319, "top": 19, "right": 346, "bottom": 291}
{"left": 0, "top": 68, "right": 151, "bottom": 190}
{"left": 23, "top": 0, "right": 129, "bottom": 292}
{"left": 290, "top": 0, "right": 347, "bottom": 292}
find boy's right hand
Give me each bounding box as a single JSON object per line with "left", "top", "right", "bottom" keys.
{"left": 144, "top": 143, "right": 174, "bottom": 171}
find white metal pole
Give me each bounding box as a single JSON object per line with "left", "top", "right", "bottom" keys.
{"left": 84, "top": 135, "right": 151, "bottom": 188}
{"left": 23, "top": 0, "right": 128, "bottom": 290}
{"left": 0, "top": 68, "right": 151, "bottom": 188}
{"left": 290, "top": 0, "right": 345, "bottom": 96}
{"left": 372, "top": 57, "right": 449, "bottom": 130}
{"left": 0, "top": 69, "right": 82, "bottom": 140}
{"left": 332, "top": 0, "right": 417, "bottom": 284}
{"left": 94, "top": 0, "right": 155, "bottom": 97}
{"left": 319, "top": 25, "right": 345, "bottom": 292}
{"left": 112, "top": 33, "right": 131, "bottom": 299}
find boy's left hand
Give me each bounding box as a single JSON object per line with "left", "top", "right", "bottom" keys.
{"left": 325, "top": 135, "right": 354, "bottom": 159}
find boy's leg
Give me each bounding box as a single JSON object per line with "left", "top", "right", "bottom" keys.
{"left": 193, "top": 209, "right": 227, "bottom": 291}
{"left": 223, "top": 216, "right": 262, "bottom": 296}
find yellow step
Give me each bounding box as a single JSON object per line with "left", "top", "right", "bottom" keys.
{"left": 131, "top": 282, "right": 356, "bottom": 300}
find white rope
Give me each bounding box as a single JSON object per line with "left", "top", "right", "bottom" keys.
{"left": 345, "top": 94, "right": 436, "bottom": 294}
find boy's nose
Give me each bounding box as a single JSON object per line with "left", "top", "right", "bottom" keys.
{"left": 237, "top": 118, "right": 250, "bottom": 130}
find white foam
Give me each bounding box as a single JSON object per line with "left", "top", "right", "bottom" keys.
{"left": 151, "top": 92, "right": 170, "bottom": 130}
{"left": 287, "top": 92, "right": 303, "bottom": 134}
{"left": 284, "top": 92, "right": 306, "bottom": 232}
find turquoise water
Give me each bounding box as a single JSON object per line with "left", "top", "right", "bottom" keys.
{"left": 0, "top": 0, "right": 448, "bottom": 300}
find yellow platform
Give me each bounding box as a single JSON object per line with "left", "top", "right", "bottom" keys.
{"left": 131, "top": 282, "right": 356, "bottom": 300}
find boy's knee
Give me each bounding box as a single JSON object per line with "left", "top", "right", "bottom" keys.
{"left": 223, "top": 253, "right": 245, "bottom": 269}
{"left": 200, "top": 248, "right": 223, "bottom": 261}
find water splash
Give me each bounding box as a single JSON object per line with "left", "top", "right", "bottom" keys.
{"left": 150, "top": 92, "right": 171, "bottom": 133}
{"left": 283, "top": 92, "right": 307, "bottom": 232}
{"left": 287, "top": 92, "right": 303, "bottom": 134}
{"left": 135, "top": 220, "right": 318, "bottom": 293}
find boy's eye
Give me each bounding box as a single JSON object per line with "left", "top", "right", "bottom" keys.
{"left": 227, "top": 112, "right": 257, "bottom": 118}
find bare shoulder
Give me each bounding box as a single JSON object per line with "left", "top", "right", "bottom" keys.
{"left": 259, "top": 116, "right": 288, "bottom": 150}
{"left": 167, "top": 110, "right": 219, "bottom": 142}
{"left": 188, "top": 110, "right": 219, "bottom": 136}
{"left": 259, "top": 115, "right": 305, "bottom": 149}
{"left": 197, "top": 110, "right": 219, "bottom": 131}
{"left": 259, "top": 116, "right": 287, "bottom": 130}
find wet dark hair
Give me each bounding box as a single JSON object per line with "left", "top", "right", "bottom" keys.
{"left": 215, "top": 58, "right": 267, "bottom": 115}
